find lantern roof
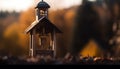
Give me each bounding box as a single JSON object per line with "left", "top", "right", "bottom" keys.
{"left": 35, "top": 0, "right": 50, "bottom": 9}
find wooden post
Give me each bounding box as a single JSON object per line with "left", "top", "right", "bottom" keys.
{"left": 36, "top": 9, "right": 40, "bottom": 21}
{"left": 29, "top": 31, "right": 34, "bottom": 57}
{"left": 52, "top": 35, "right": 54, "bottom": 51}
{"left": 29, "top": 29, "right": 36, "bottom": 57}
{"left": 32, "top": 29, "right": 36, "bottom": 57}
{"left": 31, "top": 31, "right": 34, "bottom": 57}
{"left": 51, "top": 33, "right": 54, "bottom": 50}
{"left": 50, "top": 33, "right": 52, "bottom": 50}
{"left": 53, "top": 29, "right": 56, "bottom": 57}
{"left": 36, "top": 9, "right": 38, "bottom": 21}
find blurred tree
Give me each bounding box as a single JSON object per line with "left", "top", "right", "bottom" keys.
{"left": 0, "top": 11, "right": 20, "bottom": 56}
{"left": 3, "top": 23, "right": 25, "bottom": 56}
{"left": 1, "top": 5, "right": 105, "bottom": 57}
{"left": 18, "top": 8, "right": 35, "bottom": 49}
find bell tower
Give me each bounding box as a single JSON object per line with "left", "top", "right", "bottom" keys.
{"left": 25, "top": 0, "right": 62, "bottom": 57}
{"left": 35, "top": 0, "right": 50, "bottom": 21}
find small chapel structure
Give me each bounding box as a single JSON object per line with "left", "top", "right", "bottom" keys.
{"left": 25, "top": 0, "right": 62, "bottom": 57}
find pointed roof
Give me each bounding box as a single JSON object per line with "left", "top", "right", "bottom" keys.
{"left": 35, "top": 0, "right": 50, "bottom": 8}
{"left": 25, "top": 16, "right": 62, "bottom": 34}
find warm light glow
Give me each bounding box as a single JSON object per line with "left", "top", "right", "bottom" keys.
{"left": 80, "top": 40, "right": 103, "bottom": 57}
{"left": 0, "top": 0, "right": 82, "bottom": 12}
{"left": 0, "top": 0, "right": 34, "bottom": 12}
{"left": 43, "top": 0, "right": 82, "bottom": 10}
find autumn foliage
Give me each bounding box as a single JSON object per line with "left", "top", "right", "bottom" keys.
{"left": 2, "top": 7, "right": 77, "bottom": 57}
{"left": 1, "top": 6, "right": 105, "bottom": 57}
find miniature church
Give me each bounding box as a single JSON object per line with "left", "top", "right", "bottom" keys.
{"left": 25, "top": 0, "right": 62, "bottom": 57}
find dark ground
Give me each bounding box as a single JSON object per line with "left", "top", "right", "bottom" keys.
{"left": 0, "top": 55, "right": 120, "bottom": 65}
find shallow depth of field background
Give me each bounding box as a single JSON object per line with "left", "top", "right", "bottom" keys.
{"left": 0, "top": 0, "right": 117, "bottom": 58}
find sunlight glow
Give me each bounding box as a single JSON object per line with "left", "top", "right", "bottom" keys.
{"left": 0, "top": 0, "right": 82, "bottom": 12}
{"left": 0, "top": 0, "right": 34, "bottom": 12}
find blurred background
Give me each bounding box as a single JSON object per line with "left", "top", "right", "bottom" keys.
{"left": 0, "top": 0, "right": 120, "bottom": 58}
{"left": 0, "top": 0, "right": 83, "bottom": 57}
